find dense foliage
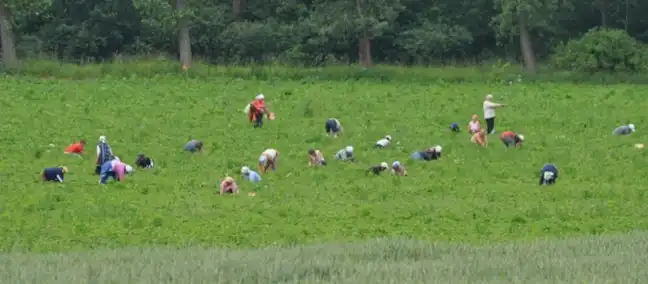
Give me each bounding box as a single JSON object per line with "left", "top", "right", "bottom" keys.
{"left": 2, "top": 0, "right": 648, "bottom": 71}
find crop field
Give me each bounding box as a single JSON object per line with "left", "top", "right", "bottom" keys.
{"left": 1, "top": 74, "right": 648, "bottom": 282}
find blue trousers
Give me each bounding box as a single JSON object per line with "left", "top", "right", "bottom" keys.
{"left": 100, "top": 172, "right": 118, "bottom": 184}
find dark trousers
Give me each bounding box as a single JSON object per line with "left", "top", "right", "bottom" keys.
{"left": 95, "top": 165, "right": 101, "bottom": 175}
{"left": 254, "top": 112, "right": 263, "bottom": 128}
{"left": 485, "top": 117, "right": 495, "bottom": 134}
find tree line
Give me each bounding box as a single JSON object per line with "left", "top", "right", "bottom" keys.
{"left": 1, "top": 0, "right": 647, "bottom": 73}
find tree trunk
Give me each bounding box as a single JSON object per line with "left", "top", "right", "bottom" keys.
{"left": 624, "top": 0, "right": 629, "bottom": 31}
{"left": 518, "top": 12, "right": 536, "bottom": 74}
{"left": 355, "top": 0, "right": 372, "bottom": 67}
{"left": 232, "top": 0, "right": 245, "bottom": 18}
{"left": 595, "top": 0, "right": 607, "bottom": 27}
{"left": 176, "top": 0, "right": 192, "bottom": 68}
{"left": 0, "top": 3, "right": 17, "bottom": 68}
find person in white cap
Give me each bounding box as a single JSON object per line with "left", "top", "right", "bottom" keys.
{"left": 258, "top": 148, "right": 279, "bottom": 173}
{"left": 500, "top": 131, "right": 524, "bottom": 148}
{"left": 411, "top": 145, "right": 442, "bottom": 161}
{"left": 483, "top": 94, "right": 505, "bottom": 134}
{"left": 367, "top": 162, "right": 389, "bottom": 175}
{"left": 95, "top": 135, "right": 114, "bottom": 175}
{"left": 241, "top": 166, "right": 262, "bottom": 183}
{"left": 391, "top": 161, "right": 407, "bottom": 176}
{"left": 334, "top": 146, "right": 355, "bottom": 162}
{"left": 612, "top": 124, "right": 636, "bottom": 135}
{"left": 247, "top": 93, "right": 273, "bottom": 128}
{"left": 375, "top": 135, "right": 392, "bottom": 148}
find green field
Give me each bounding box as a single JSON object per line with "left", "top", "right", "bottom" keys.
{"left": 1, "top": 73, "right": 648, "bottom": 282}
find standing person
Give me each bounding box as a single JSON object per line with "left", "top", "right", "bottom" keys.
{"left": 95, "top": 136, "right": 113, "bottom": 175}
{"left": 219, "top": 177, "right": 239, "bottom": 194}
{"left": 334, "top": 146, "right": 355, "bottom": 162}
{"left": 325, "top": 118, "right": 344, "bottom": 137}
{"left": 539, "top": 163, "right": 559, "bottom": 185}
{"left": 307, "top": 148, "right": 327, "bottom": 167}
{"left": 241, "top": 166, "right": 262, "bottom": 183}
{"left": 99, "top": 159, "right": 126, "bottom": 184}
{"left": 64, "top": 139, "right": 86, "bottom": 156}
{"left": 375, "top": 135, "right": 392, "bottom": 148}
{"left": 483, "top": 94, "right": 505, "bottom": 134}
{"left": 258, "top": 148, "right": 279, "bottom": 173}
{"left": 467, "top": 114, "right": 482, "bottom": 135}
{"left": 40, "top": 166, "right": 68, "bottom": 182}
{"left": 500, "top": 131, "right": 524, "bottom": 148}
{"left": 184, "top": 140, "right": 203, "bottom": 152}
{"left": 248, "top": 94, "right": 272, "bottom": 128}
{"left": 612, "top": 124, "right": 636, "bottom": 135}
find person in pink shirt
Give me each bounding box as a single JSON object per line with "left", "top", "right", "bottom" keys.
{"left": 99, "top": 159, "right": 127, "bottom": 184}
{"left": 220, "top": 177, "right": 239, "bottom": 195}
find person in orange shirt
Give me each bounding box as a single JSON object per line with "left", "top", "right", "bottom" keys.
{"left": 64, "top": 139, "right": 86, "bottom": 156}
{"left": 500, "top": 131, "right": 524, "bottom": 148}
{"left": 248, "top": 94, "right": 273, "bottom": 128}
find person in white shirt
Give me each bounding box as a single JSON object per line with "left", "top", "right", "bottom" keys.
{"left": 374, "top": 135, "right": 392, "bottom": 148}
{"left": 483, "top": 94, "right": 505, "bottom": 134}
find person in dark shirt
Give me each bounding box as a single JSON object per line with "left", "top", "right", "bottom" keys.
{"left": 135, "top": 153, "right": 154, "bottom": 168}
{"left": 539, "top": 163, "right": 559, "bottom": 185}
{"left": 41, "top": 166, "right": 68, "bottom": 182}
{"left": 411, "top": 145, "right": 442, "bottom": 161}
{"left": 366, "top": 162, "right": 388, "bottom": 175}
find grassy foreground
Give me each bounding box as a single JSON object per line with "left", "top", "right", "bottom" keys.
{"left": 1, "top": 74, "right": 648, "bottom": 255}
{"left": 2, "top": 233, "right": 648, "bottom": 283}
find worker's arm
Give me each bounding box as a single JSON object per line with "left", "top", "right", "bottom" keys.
{"left": 96, "top": 145, "right": 101, "bottom": 158}
{"left": 56, "top": 175, "right": 64, "bottom": 182}
{"left": 539, "top": 173, "right": 544, "bottom": 185}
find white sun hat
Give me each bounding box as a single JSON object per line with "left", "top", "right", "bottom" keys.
{"left": 380, "top": 162, "right": 388, "bottom": 168}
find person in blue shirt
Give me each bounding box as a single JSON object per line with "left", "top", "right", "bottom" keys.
{"left": 450, "top": 123, "right": 460, "bottom": 132}
{"left": 241, "top": 166, "right": 261, "bottom": 182}
{"left": 184, "top": 140, "right": 203, "bottom": 152}
{"left": 41, "top": 166, "right": 68, "bottom": 182}
{"left": 539, "top": 163, "right": 559, "bottom": 185}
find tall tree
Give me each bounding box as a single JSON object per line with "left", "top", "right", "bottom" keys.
{"left": 176, "top": 0, "right": 191, "bottom": 68}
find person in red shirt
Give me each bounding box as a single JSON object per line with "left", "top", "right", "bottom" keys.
{"left": 64, "top": 139, "right": 86, "bottom": 155}
{"left": 500, "top": 131, "right": 524, "bottom": 148}
{"left": 248, "top": 94, "right": 273, "bottom": 128}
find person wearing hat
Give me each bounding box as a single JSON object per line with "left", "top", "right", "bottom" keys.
{"left": 248, "top": 94, "right": 272, "bottom": 128}
{"left": 334, "top": 146, "right": 355, "bottom": 162}
{"left": 325, "top": 118, "right": 344, "bottom": 137}
{"left": 367, "top": 162, "right": 389, "bottom": 175}
{"left": 411, "top": 145, "right": 442, "bottom": 161}
{"left": 539, "top": 163, "right": 559, "bottom": 186}
{"left": 612, "top": 124, "right": 636, "bottom": 135}
{"left": 307, "top": 148, "right": 326, "bottom": 167}
{"left": 41, "top": 166, "right": 68, "bottom": 182}
{"left": 483, "top": 94, "right": 505, "bottom": 134}
{"left": 391, "top": 161, "right": 407, "bottom": 176}
{"left": 135, "top": 153, "right": 154, "bottom": 168}
{"left": 375, "top": 135, "right": 392, "bottom": 148}
{"left": 219, "top": 177, "right": 239, "bottom": 194}
{"left": 241, "top": 166, "right": 262, "bottom": 183}
{"left": 99, "top": 158, "right": 127, "bottom": 184}
{"left": 500, "top": 131, "right": 524, "bottom": 148}
{"left": 258, "top": 148, "right": 279, "bottom": 173}
{"left": 184, "top": 140, "right": 203, "bottom": 152}
{"left": 468, "top": 114, "right": 482, "bottom": 135}
{"left": 95, "top": 136, "right": 114, "bottom": 175}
